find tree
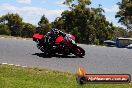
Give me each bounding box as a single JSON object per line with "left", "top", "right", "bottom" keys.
{"left": 21, "top": 23, "right": 36, "bottom": 38}
{"left": 62, "top": 0, "right": 115, "bottom": 44}
{"left": 0, "top": 24, "right": 11, "bottom": 35}
{"left": 36, "top": 15, "right": 51, "bottom": 34}
{"left": 113, "top": 26, "right": 128, "bottom": 38}
{"left": 0, "top": 13, "right": 23, "bottom": 36}
{"left": 51, "top": 17, "right": 65, "bottom": 31}
{"left": 116, "top": 0, "right": 132, "bottom": 30}
{"left": 127, "top": 31, "right": 132, "bottom": 37}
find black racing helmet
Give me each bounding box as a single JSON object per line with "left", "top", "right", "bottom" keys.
{"left": 51, "top": 28, "right": 59, "bottom": 35}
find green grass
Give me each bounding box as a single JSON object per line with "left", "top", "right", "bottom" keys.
{"left": 0, "top": 64, "right": 131, "bottom": 88}
{"left": 0, "top": 35, "right": 15, "bottom": 38}
{"left": 0, "top": 35, "right": 31, "bottom": 40}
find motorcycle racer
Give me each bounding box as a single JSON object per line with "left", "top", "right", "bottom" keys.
{"left": 32, "top": 29, "right": 85, "bottom": 57}
{"left": 42, "top": 28, "right": 66, "bottom": 52}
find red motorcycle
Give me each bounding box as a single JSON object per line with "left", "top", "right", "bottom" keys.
{"left": 32, "top": 33, "right": 85, "bottom": 57}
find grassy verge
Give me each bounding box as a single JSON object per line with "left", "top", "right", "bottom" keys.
{"left": 0, "top": 35, "right": 31, "bottom": 40}
{"left": 0, "top": 64, "right": 131, "bottom": 88}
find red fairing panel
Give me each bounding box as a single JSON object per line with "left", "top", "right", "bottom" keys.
{"left": 33, "top": 33, "right": 44, "bottom": 40}
{"left": 55, "top": 36, "right": 64, "bottom": 44}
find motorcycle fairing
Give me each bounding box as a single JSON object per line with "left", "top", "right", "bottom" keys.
{"left": 55, "top": 35, "right": 64, "bottom": 44}
{"left": 33, "top": 33, "right": 44, "bottom": 40}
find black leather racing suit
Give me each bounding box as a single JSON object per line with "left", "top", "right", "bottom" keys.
{"left": 42, "top": 28, "right": 66, "bottom": 52}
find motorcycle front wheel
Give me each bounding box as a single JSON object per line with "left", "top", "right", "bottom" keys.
{"left": 72, "top": 45, "right": 85, "bottom": 57}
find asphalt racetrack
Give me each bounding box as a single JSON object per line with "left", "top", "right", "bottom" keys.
{"left": 0, "top": 38, "right": 132, "bottom": 75}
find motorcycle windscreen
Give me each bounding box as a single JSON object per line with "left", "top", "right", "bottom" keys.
{"left": 69, "top": 34, "right": 75, "bottom": 40}
{"left": 32, "top": 33, "right": 44, "bottom": 40}
{"left": 55, "top": 36, "right": 64, "bottom": 44}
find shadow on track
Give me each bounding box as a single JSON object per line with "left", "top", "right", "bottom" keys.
{"left": 32, "top": 53, "right": 82, "bottom": 58}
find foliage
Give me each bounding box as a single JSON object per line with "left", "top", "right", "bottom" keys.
{"left": 60, "top": 0, "right": 116, "bottom": 44}
{"left": 0, "top": 13, "right": 23, "bottom": 36}
{"left": 21, "top": 23, "right": 36, "bottom": 38}
{"left": 36, "top": 15, "right": 51, "bottom": 34}
{"left": 51, "top": 17, "right": 65, "bottom": 31}
{"left": 0, "top": 0, "right": 131, "bottom": 44}
{"left": 0, "top": 24, "right": 11, "bottom": 35}
{"left": 113, "top": 26, "right": 128, "bottom": 38}
{"left": 0, "top": 13, "right": 37, "bottom": 37}
{"left": 127, "top": 31, "right": 132, "bottom": 37}
{"left": 116, "top": 0, "right": 132, "bottom": 30}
